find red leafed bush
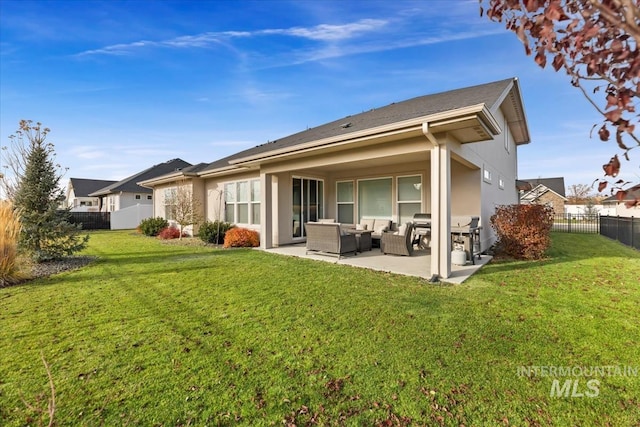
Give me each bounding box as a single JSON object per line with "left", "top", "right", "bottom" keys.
{"left": 157, "top": 226, "right": 184, "bottom": 240}
{"left": 490, "top": 204, "right": 554, "bottom": 260}
{"left": 223, "top": 227, "right": 260, "bottom": 248}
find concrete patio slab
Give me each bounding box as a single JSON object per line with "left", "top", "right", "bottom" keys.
{"left": 263, "top": 244, "right": 492, "bottom": 284}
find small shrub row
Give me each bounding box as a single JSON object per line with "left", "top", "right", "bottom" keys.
{"left": 198, "top": 220, "right": 235, "bottom": 244}
{"left": 138, "top": 217, "right": 169, "bottom": 237}
{"left": 223, "top": 227, "right": 260, "bottom": 248}
{"left": 490, "top": 204, "right": 554, "bottom": 260}
{"left": 157, "top": 226, "right": 186, "bottom": 240}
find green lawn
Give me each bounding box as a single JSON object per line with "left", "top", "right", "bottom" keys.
{"left": 1, "top": 231, "right": 639, "bottom": 426}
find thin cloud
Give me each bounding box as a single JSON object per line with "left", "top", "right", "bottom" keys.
{"left": 262, "top": 19, "right": 387, "bottom": 41}
{"left": 75, "top": 19, "right": 387, "bottom": 57}
{"left": 280, "top": 28, "right": 506, "bottom": 66}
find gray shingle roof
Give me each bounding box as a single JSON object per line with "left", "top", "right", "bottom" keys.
{"left": 69, "top": 178, "right": 117, "bottom": 197}
{"left": 89, "top": 158, "right": 192, "bottom": 196}
{"left": 201, "top": 78, "right": 518, "bottom": 172}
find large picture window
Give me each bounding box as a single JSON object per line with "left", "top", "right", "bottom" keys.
{"left": 336, "top": 181, "right": 354, "bottom": 224}
{"left": 358, "top": 178, "right": 392, "bottom": 222}
{"left": 225, "top": 180, "right": 260, "bottom": 225}
{"left": 397, "top": 175, "right": 422, "bottom": 225}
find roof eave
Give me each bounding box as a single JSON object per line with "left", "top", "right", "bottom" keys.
{"left": 138, "top": 171, "right": 199, "bottom": 188}
{"left": 229, "top": 104, "right": 500, "bottom": 167}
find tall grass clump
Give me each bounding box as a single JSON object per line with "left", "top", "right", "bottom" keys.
{"left": 0, "top": 201, "right": 25, "bottom": 287}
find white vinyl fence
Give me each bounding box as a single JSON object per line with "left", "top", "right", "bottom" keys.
{"left": 110, "top": 204, "right": 153, "bottom": 230}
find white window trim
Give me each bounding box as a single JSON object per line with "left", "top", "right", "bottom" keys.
{"left": 163, "top": 187, "right": 177, "bottom": 220}
{"left": 224, "top": 179, "right": 261, "bottom": 225}
{"left": 499, "top": 176, "right": 505, "bottom": 190}
{"left": 356, "top": 176, "right": 393, "bottom": 222}
{"left": 396, "top": 174, "right": 423, "bottom": 224}
{"left": 336, "top": 180, "right": 354, "bottom": 223}
{"left": 483, "top": 166, "right": 492, "bottom": 184}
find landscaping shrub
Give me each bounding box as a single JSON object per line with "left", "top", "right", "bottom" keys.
{"left": 139, "top": 217, "right": 169, "bottom": 237}
{"left": 157, "top": 226, "right": 185, "bottom": 240}
{"left": 0, "top": 201, "right": 25, "bottom": 287}
{"left": 198, "top": 220, "right": 235, "bottom": 244}
{"left": 223, "top": 227, "right": 260, "bottom": 248}
{"left": 490, "top": 204, "right": 554, "bottom": 260}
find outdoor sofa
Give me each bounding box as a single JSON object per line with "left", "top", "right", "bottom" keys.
{"left": 305, "top": 222, "right": 357, "bottom": 258}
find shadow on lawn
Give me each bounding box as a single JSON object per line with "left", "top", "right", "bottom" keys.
{"left": 477, "top": 234, "right": 639, "bottom": 277}
{"left": 18, "top": 248, "right": 256, "bottom": 289}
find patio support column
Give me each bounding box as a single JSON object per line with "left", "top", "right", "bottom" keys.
{"left": 260, "top": 172, "right": 274, "bottom": 249}
{"left": 423, "top": 123, "right": 451, "bottom": 280}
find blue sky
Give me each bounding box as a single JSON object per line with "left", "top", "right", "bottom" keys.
{"left": 1, "top": 0, "right": 637, "bottom": 194}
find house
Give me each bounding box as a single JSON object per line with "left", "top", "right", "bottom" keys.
{"left": 89, "top": 158, "right": 192, "bottom": 230}
{"left": 602, "top": 183, "right": 640, "bottom": 217}
{"left": 90, "top": 158, "right": 192, "bottom": 212}
{"left": 518, "top": 177, "right": 567, "bottom": 215}
{"left": 64, "top": 178, "right": 117, "bottom": 212}
{"left": 140, "top": 78, "right": 530, "bottom": 280}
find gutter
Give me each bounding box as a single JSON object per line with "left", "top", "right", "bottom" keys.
{"left": 229, "top": 104, "right": 499, "bottom": 167}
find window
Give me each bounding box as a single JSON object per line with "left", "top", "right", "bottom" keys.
{"left": 164, "top": 188, "right": 177, "bottom": 220}
{"left": 336, "top": 181, "right": 354, "bottom": 223}
{"left": 483, "top": 166, "right": 492, "bottom": 183}
{"left": 108, "top": 196, "right": 116, "bottom": 212}
{"left": 135, "top": 194, "right": 141, "bottom": 200}
{"left": 358, "top": 178, "right": 392, "bottom": 222}
{"left": 499, "top": 176, "right": 505, "bottom": 190}
{"left": 504, "top": 118, "right": 511, "bottom": 153}
{"left": 251, "top": 180, "right": 261, "bottom": 224}
{"left": 147, "top": 195, "right": 152, "bottom": 200}
{"left": 225, "top": 180, "right": 260, "bottom": 225}
{"left": 397, "top": 175, "right": 422, "bottom": 225}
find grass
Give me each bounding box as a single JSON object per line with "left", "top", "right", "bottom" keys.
{"left": 1, "top": 231, "right": 639, "bottom": 426}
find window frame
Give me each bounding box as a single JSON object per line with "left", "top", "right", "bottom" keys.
{"left": 357, "top": 176, "right": 393, "bottom": 223}
{"left": 163, "top": 188, "right": 177, "bottom": 220}
{"left": 336, "top": 180, "right": 355, "bottom": 224}
{"left": 396, "top": 174, "right": 423, "bottom": 225}
{"left": 224, "top": 179, "right": 261, "bottom": 225}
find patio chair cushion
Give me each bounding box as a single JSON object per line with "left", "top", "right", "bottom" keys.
{"left": 395, "top": 223, "right": 408, "bottom": 236}
{"left": 355, "top": 224, "right": 367, "bottom": 231}
{"left": 360, "top": 218, "right": 375, "bottom": 231}
{"left": 358, "top": 217, "right": 391, "bottom": 242}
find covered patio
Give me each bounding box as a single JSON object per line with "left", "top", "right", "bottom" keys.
{"left": 263, "top": 244, "right": 492, "bottom": 284}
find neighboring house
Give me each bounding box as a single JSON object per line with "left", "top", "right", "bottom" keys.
{"left": 602, "top": 183, "right": 640, "bottom": 217}
{"left": 518, "top": 177, "right": 567, "bottom": 215}
{"left": 64, "top": 178, "right": 117, "bottom": 212}
{"left": 140, "top": 78, "right": 530, "bottom": 280}
{"left": 90, "top": 158, "right": 192, "bottom": 212}
{"left": 564, "top": 204, "right": 616, "bottom": 216}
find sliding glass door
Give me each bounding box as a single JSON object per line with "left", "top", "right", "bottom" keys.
{"left": 292, "top": 177, "right": 324, "bottom": 238}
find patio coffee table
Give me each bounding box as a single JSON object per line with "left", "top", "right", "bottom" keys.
{"left": 346, "top": 229, "right": 372, "bottom": 252}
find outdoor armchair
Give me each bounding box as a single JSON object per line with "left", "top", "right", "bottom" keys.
{"left": 381, "top": 222, "right": 414, "bottom": 256}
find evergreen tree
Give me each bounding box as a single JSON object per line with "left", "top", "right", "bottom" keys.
{"left": 10, "top": 120, "right": 88, "bottom": 262}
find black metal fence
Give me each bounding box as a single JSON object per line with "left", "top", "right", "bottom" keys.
{"left": 600, "top": 215, "right": 640, "bottom": 250}
{"left": 65, "top": 211, "right": 111, "bottom": 230}
{"left": 552, "top": 213, "right": 599, "bottom": 234}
